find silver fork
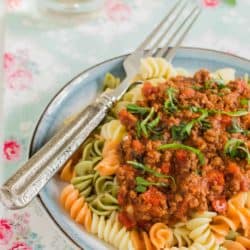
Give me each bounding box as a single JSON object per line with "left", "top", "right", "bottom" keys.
{"left": 0, "top": 0, "right": 201, "bottom": 209}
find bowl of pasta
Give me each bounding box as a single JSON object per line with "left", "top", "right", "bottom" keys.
{"left": 30, "top": 47, "right": 250, "bottom": 250}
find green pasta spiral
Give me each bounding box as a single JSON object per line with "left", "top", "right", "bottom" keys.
{"left": 71, "top": 174, "right": 94, "bottom": 198}
{"left": 103, "top": 73, "right": 120, "bottom": 90}
{"left": 94, "top": 175, "right": 118, "bottom": 197}
{"left": 70, "top": 137, "right": 119, "bottom": 216}
{"left": 74, "top": 139, "right": 104, "bottom": 176}
{"left": 89, "top": 192, "right": 119, "bottom": 216}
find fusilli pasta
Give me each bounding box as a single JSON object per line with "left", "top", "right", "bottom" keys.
{"left": 131, "top": 230, "right": 155, "bottom": 250}
{"left": 100, "top": 120, "right": 126, "bottom": 142}
{"left": 91, "top": 212, "right": 134, "bottom": 250}
{"left": 60, "top": 184, "right": 92, "bottom": 232}
{"left": 149, "top": 222, "right": 173, "bottom": 249}
{"left": 211, "top": 68, "right": 235, "bottom": 84}
{"left": 103, "top": 72, "right": 121, "bottom": 90}
{"left": 211, "top": 192, "right": 250, "bottom": 249}
{"left": 95, "top": 140, "right": 120, "bottom": 176}
{"left": 138, "top": 57, "right": 176, "bottom": 80}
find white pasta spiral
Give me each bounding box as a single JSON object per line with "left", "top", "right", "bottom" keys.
{"left": 90, "top": 212, "right": 134, "bottom": 250}
{"left": 139, "top": 57, "right": 176, "bottom": 80}
{"left": 169, "top": 212, "right": 220, "bottom": 250}
{"left": 123, "top": 84, "right": 144, "bottom": 103}
{"left": 211, "top": 68, "right": 235, "bottom": 84}
{"left": 100, "top": 120, "right": 126, "bottom": 143}
{"left": 173, "top": 222, "right": 193, "bottom": 247}
{"left": 186, "top": 212, "right": 219, "bottom": 250}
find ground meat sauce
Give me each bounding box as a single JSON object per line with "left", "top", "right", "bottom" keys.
{"left": 115, "top": 69, "right": 250, "bottom": 231}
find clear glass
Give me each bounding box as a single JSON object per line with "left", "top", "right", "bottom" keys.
{"left": 38, "top": 0, "right": 104, "bottom": 14}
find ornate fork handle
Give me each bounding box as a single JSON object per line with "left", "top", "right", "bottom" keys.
{"left": 0, "top": 88, "right": 118, "bottom": 209}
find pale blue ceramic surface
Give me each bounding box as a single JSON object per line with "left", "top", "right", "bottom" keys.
{"left": 30, "top": 48, "right": 250, "bottom": 250}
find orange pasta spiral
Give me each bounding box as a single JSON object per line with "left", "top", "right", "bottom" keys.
{"left": 211, "top": 192, "right": 250, "bottom": 249}
{"left": 59, "top": 159, "right": 75, "bottom": 182}
{"left": 149, "top": 223, "right": 173, "bottom": 249}
{"left": 131, "top": 230, "right": 155, "bottom": 250}
{"left": 60, "top": 184, "right": 92, "bottom": 232}
{"left": 95, "top": 140, "right": 120, "bottom": 176}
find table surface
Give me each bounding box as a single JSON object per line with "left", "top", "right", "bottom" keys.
{"left": 1, "top": 0, "right": 250, "bottom": 249}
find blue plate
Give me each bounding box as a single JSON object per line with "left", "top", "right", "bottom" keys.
{"left": 30, "top": 48, "right": 250, "bottom": 250}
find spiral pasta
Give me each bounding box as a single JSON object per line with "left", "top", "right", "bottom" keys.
{"left": 74, "top": 139, "right": 104, "bottom": 176}
{"left": 173, "top": 223, "right": 192, "bottom": 248}
{"left": 60, "top": 184, "right": 92, "bottom": 232}
{"left": 186, "top": 212, "right": 219, "bottom": 250}
{"left": 103, "top": 72, "right": 121, "bottom": 90}
{"left": 211, "top": 68, "right": 235, "bottom": 84}
{"left": 60, "top": 159, "right": 75, "bottom": 182}
{"left": 149, "top": 222, "right": 173, "bottom": 249}
{"left": 90, "top": 212, "right": 134, "bottom": 250}
{"left": 211, "top": 192, "right": 250, "bottom": 249}
{"left": 100, "top": 120, "right": 126, "bottom": 142}
{"left": 123, "top": 84, "right": 144, "bottom": 103}
{"left": 95, "top": 140, "right": 120, "bottom": 176}
{"left": 131, "top": 230, "right": 155, "bottom": 250}
{"left": 138, "top": 57, "right": 176, "bottom": 80}
{"left": 89, "top": 192, "right": 119, "bottom": 216}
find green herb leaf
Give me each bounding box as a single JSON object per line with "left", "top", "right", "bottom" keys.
{"left": 221, "top": 110, "right": 249, "bottom": 117}
{"left": 171, "top": 123, "right": 190, "bottom": 141}
{"left": 158, "top": 143, "right": 205, "bottom": 165}
{"left": 171, "top": 109, "right": 210, "bottom": 141}
{"left": 135, "top": 177, "right": 168, "bottom": 193}
{"left": 126, "top": 104, "right": 150, "bottom": 115}
{"left": 224, "top": 138, "right": 250, "bottom": 163}
{"left": 190, "top": 106, "right": 248, "bottom": 117}
{"left": 227, "top": 118, "right": 249, "bottom": 135}
{"left": 164, "top": 87, "right": 178, "bottom": 113}
{"left": 148, "top": 115, "right": 160, "bottom": 129}
{"left": 240, "top": 98, "right": 249, "bottom": 106}
{"left": 135, "top": 185, "right": 147, "bottom": 193}
{"left": 127, "top": 161, "right": 176, "bottom": 186}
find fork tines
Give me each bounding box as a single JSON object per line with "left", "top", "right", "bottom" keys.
{"left": 137, "top": 0, "right": 202, "bottom": 61}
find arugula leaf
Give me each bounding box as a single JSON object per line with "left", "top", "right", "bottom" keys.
{"left": 135, "top": 185, "right": 147, "bottom": 193}
{"left": 158, "top": 143, "right": 205, "bottom": 165}
{"left": 221, "top": 110, "right": 249, "bottom": 117}
{"left": 135, "top": 177, "right": 168, "bottom": 193}
{"left": 170, "top": 109, "right": 210, "bottom": 141}
{"left": 164, "top": 87, "right": 178, "bottom": 113}
{"left": 126, "top": 104, "right": 150, "bottom": 115}
{"left": 240, "top": 98, "right": 249, "bottom": 106}
{"left": 224, "top": 138, "right": 250, "bottom": 163}
{"left": 171, "top": 123, "right": 190, "bottom": 141}
{"left": 227, "top": 118, "right": 249, "bottom": 135}
{"left": 127, "top": 161, "right": 176, "bottom": 184}
{"left": 190, "top": 106, "right": 248, "bottom": 117}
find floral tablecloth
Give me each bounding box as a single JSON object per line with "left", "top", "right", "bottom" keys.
{"left": 1, "top": 0, "right": 250, "bottom": 249}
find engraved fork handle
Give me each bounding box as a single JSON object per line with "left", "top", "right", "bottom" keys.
{"left": 0, "top": 89, "right": 117, "bottom": 209}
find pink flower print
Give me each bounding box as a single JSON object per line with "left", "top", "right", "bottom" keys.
{"left": 105, "top": 0, "right": 131, "bottom": 21}
{"left": 7, "top": 69, "right": 33, "bottom": 90}
{"left": 3, "top": 140, "right": 21, "bottom": 161}
{"left": 9, "top": 242, "right": 32, "bottom": 250}
{"left": 6, "top": 0, "right": 22, "bottom": 10}
{"left": 203, "top": 0, "right": 219, "bottom": 7}
{"left": 4, "top": 53, "right": 15, "bottom": 70}
{"left": 0, "top": 219, "right": 13, "bottom": 245}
